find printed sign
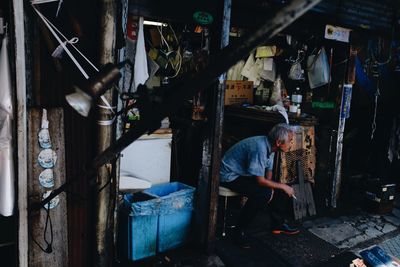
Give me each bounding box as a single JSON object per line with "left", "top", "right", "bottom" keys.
{"left": 193, "top": 11, "right": 214, "bottom": 25}
{"left": 224, "top": 81, "right": 254, "bottom": 106}
{"left": 340, "top": 84, "right": 353, "bottom": 119}
{"left": 325, "top": 25, "right": 351, "bottom": 43}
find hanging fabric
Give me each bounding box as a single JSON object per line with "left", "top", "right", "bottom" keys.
{"left": 133, "top": 17, "right": 149, "bottom": 90}
{"left": 0, "top": 36, "right": 15, "bottom": 216}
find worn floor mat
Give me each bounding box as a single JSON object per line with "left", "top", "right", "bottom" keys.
{"left": 254, "top": 229, "right": 341, "bottom": 267}
{"left": 216, "top": 236, "right": 288, "bottom": 267}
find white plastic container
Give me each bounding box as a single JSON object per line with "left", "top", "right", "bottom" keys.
{"left": 120, "top": 133, "right": 172, "bottom": 185}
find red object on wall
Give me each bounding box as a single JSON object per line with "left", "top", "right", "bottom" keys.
{"left": 126, "top": 14, "right": 138, "bottom": 41}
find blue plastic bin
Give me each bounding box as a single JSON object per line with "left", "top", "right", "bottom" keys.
{"left": 144, "top": 182, "right": 195, "bottom": 252}
{"left": 119, "top": 193, "right": 160, "bottom": 261}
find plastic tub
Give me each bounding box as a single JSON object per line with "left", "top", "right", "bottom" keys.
{"left": 144, "top": 182, "right": 195, "bottom": 252}
{"left": 119, "top": 192, "right": 159, "bottom": 261}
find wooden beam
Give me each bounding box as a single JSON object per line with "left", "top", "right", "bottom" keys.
{"left": 13, "top": 0, "right": 28, "bottom": 265}
{"left": 28, "top": 108, "right": 68, "bottom": 267}
{"left": 94, "top": 0, "right": 117, "bottom": 266}
{"left": 202, "top": 0, "right": 231, "bottom": 252}
{"left": 331, "top": 47, "right": 357, "bottom": 208}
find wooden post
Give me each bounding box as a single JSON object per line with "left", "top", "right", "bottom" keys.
{"left": 13, "top": 0, "right": 29, "bottom": 265}
{"left": 331, "top": 46, "right": 357, "bottom": 207}
{"left": 28, "top": 108, "right": 68, "bottom": 267}
{"left": 94, "top": 0, "right": 117, "bottom": 266}
{"left": 196, "top": 0, "right": 231, "bottom": 252}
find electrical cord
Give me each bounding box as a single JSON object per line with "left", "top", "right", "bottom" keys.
{"left": 30, "top": 204, "right": 54, "bottom": 254}
{"left": 156, "top": 24, "right": 182, "bottom": 78}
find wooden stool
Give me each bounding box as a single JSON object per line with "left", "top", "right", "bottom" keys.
{"left": 219, "top": 186, "right": 240, "bottom": 236}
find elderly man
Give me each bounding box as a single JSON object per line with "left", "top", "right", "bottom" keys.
{"left": 220, "top": 123, "right": 299, "bottom": 247}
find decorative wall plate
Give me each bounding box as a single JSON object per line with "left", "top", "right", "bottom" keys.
{"left": 39, "top": 169, "right": 54, "bottom": 188}
{"left": 38, "top": 148, "right": 57, "bottom": 168}
{"left": 42, "top": 190, "right": 60, "bottom": 210}
{"left": 38, "top": 128, "right": 51, "bottom": 149}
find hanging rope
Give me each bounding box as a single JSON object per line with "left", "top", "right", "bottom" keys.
{"left": 32, "top": 5, "right": 117, "bottom": 121}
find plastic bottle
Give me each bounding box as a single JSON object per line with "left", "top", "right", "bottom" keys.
{"left": 291, "top": 87, "right": 303, "bottom": 104}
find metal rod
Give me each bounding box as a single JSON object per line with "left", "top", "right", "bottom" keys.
{"left": 32, "top": 0, "right": 323, "bottom": 211}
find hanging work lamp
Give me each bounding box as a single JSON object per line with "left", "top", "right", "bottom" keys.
{"left": 65, "top": 63, "right": 121, "bottom": 117}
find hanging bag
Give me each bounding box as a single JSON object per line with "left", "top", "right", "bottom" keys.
{"left": 288, "top": 61, "right": 304, "bottom": 81}
{"left": 288, "top": 50, "right": 305, "bottom": 81}
{"left": 307, "top": 47, "right": 330, "bottom": 89}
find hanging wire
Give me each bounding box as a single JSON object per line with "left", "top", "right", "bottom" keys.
{"left": 371, "top": 66, "right": 380, "bottom": 140}
{"left": 30, "top": 205, "right": 54, "bottom": 253}
{"left": 32, "top": 5, "right": 117, "bottom": 119}
{"left": 32, "top": 6, "right": 90, "bottom": 78}
{"left": 288, "top": 49, "right": 305, "bottom": 65}
{"left": 33, "top": 8, "right": 99, "bottom": 73}
{"left": 156, "top": 24, "right": 182, "bottom": 78}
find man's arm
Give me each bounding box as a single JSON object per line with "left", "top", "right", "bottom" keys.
{"left": 255, "top": 175, "right": 294, "bottom": 197}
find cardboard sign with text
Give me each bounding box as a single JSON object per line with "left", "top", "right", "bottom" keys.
{"left": 224, "top": 81, "right": 254, "bottom": 105}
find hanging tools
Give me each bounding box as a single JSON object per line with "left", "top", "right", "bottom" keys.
{"left": 292, "top": 160, "right": 316, "bottom": 220}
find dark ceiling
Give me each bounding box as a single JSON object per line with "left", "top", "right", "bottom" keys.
{"left": 128, "top": 0, "right": 398, "bottom": 34}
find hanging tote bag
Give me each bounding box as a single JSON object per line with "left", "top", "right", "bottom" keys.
{"left": 307, "top": 47, "right": 330, "bottom": 89}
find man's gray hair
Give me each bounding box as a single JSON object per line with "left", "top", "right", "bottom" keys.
{"left": 268, "top": 123, "right": 293, "bottom": 144}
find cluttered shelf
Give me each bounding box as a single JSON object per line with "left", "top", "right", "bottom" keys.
{"left": 224, "top": 104, "right": 318, "bottom": 126}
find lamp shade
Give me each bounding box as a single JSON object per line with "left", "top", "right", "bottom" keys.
{"left": 65, "top": 87, "right": 92, "bottom": 117}
{"left": 65, "top": 63, "right": 122, "bottom": 117}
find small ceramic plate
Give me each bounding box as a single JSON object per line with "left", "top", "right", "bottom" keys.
{"left": 38, "top": 148, "right": 57, "bottom": 168}
{"left": 39, "top": 169, "right": 54, "bottom": 188}
{"left": 38, "top": 128, "right": 52, "bottom": 149}
{"left": 42, "top": 190, "right": 60, "bottom": 210}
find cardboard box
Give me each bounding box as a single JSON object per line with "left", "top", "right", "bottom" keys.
{"left": 224, "top": 80, "right": 254, "bottom": 106}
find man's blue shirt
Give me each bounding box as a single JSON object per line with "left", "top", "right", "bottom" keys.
{"left": 220, "top": 136, "right": 274, "bottom": 183}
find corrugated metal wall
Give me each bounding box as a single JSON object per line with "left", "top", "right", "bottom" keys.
{"left": 313, "top": 0, "right": 395, "bottom": 31}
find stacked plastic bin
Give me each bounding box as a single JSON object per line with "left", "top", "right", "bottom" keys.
{"left": 120, "top": 182, "right": 195, "bottom": 261}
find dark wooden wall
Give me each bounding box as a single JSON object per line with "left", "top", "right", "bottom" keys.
{"left": 28, "top": 108, "right": 68, "bottom": 267}
{"left": 25, "top": 1, "right": 99, "bottom": 266}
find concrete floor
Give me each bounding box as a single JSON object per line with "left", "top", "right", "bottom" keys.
{"left": 213, "top": 194, "right": 400, "bottom": 267}
{"left": 117, "top": 195, "right": 400, "bottom": 266}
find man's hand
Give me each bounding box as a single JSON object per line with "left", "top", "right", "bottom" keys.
{"left": 281, "top": 184, "right": 295, "bottom": 197}
{"left": 256, "top": 176, "right": 295, "bottom": 198}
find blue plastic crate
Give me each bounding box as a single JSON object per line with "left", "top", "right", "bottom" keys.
{"left": 144, "top": 182, "right": 195, "bottom": 252}
{"left": 119, "top": 193, "right": 159, "bottom": 261}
